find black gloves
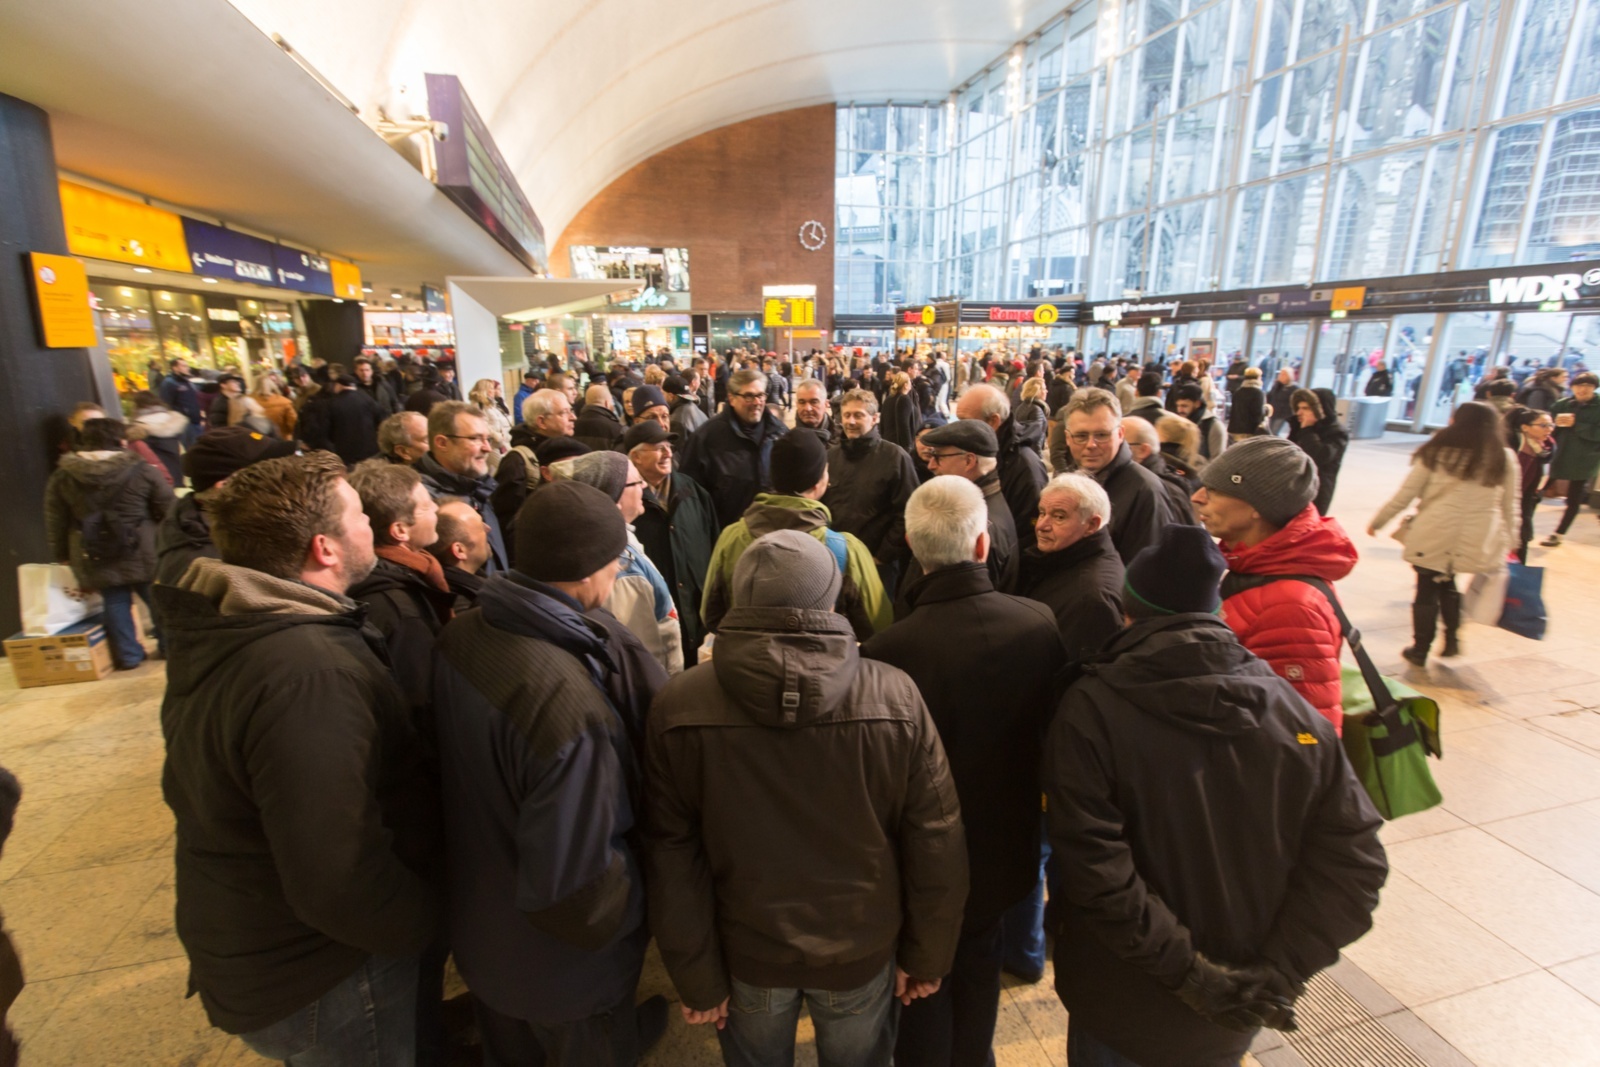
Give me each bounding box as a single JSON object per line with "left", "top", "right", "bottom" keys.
{"left": 1175, "top": 953, "right": 1301, "bottom": 1033}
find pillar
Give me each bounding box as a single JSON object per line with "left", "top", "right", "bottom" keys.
{"left": 0, "top": 94, "right": 104, "bottom": 639}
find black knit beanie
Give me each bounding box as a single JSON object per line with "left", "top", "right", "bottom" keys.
{"left": 1123, "top": 524, "right": 1226, "bottom": 618}
{"left": 514, "top": 480, "right": 626, "bottom": 582}
{"left": 770, "top": 431, "right": 828, "bottom": 495}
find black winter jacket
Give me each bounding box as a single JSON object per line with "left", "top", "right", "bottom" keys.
{"left": 1046, "top": 616, "right": 1386, "bottom": 1067}
{"left": 157, "top": 560, "right": 439, "bottom": 1034}
{"left": 299, "top": 389, "right": 383, "bottom": 464}
{"left": 863, "top": 563, "right": 1066, "bottom": 920}
{"left": 998, "top": 412, "right": 1050, "bottom": 552}
{"left": 573, "top": 404, "right": 625, "bottom": 452}
{"left": 633, "top": 472, "right": 719, "bottom": 656}
{"left": 1228, "top": 384, "right": 1266, "bottom": 435}
{"left": 155, "top": 492, "right": 217, "bottom": 588}
{"left": 433, "top": 575, "right": 661, "bottom": 1024}
{"left": 880, "top": 392, "right": 921, "bottom": 451}
{"left": 349, "top": 556, "right": 454, "bottom": 722}
{"left": 1140, "top": 452, "right": 1198, "bottom": 524}
{"left": 1018, "top": 529, "right": 1125, "bottom": 662}
{"left": 822, "top": 431, "right": 919, "bottom": 562}
{"left": 645, "top": 606, "right": 967, "bottom": 1010}
{"left": 45, "top": 450, "right": 173, "bottom": 590}
{"left": 354, "top": 378, "right": 401, "bottom": 417}
{"left": 1288, "top": 388, "right": 1349, "bottom": 515}
{"left": 677, "top": 408, "right": 789, "bottom": 529}
{"left": 1093, "top": 444, "right": 1175, "bottom": 564}
{"left": 414, "top": 454, "right": 508, "bottom": 575}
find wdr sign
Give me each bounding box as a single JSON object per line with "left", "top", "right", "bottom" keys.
{"left": 1486, "top": 272, "right": 1598, "bottom": 305}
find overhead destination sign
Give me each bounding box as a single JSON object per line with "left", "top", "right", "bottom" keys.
{"left": 272, "top": 246, "right": 334, "bottom": 295}
{"left": 1246, "top": 287, "right": 1366, "bottom": 315}
{"left": 181, "top": 219, "right": 276, "bottom": 284}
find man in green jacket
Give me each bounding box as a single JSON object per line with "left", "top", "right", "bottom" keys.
{"left": 701, "top": 430, "right": 892, "bottom": 641}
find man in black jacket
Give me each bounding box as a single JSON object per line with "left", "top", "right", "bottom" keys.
{"left": 354, "top": 356, "right": 402, "bottom": 416}
{"left": 823, "top": 388, "right": 920, "bottom": 592}
{"left": 300, "top": 376, "right": 384, "bottom": 465}
{"left": 157, "top": 452, "right": 440, "bottom": 1062}
{"left": 573, "top": 384, "right": 626, "bottom": 452}
{"left": 1018, "top": 472, "right": 1125, "bottom": 663}
{"left": 1063, "top": 389, "right": 1174, "bottom": 564}
{"left": 793, "top": 378, "right": 840, "bottom": 445}
{"left": 414, "top": 401, "right": 508, "bottom": 575}
{"left": 916, "top": 420, "right": 1019, "bottom": 597}
{"left": 678, "top": 368, "right": 789, "bottom": 529}
{"left": 956, "top": 384, "right": 1048, "bottom": 552}
{"left": 1123, "top": 416, "right": 1198, "bottom": 524}
{"left": 155, "top": 426, "right": 299, "bottom": 588}
{"left": 433, "top": 481, "right": 667, "bottom": 1066}
{"left": 863, "top": 477, "right": 1066, "bottom": 1067}
{"left": 1046, "top": 525, "right": 1386, "bottom": 1067}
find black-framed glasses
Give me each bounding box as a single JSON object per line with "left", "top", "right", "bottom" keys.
{"left": 928, "top": 450, "right": 970, "bottom": 462}
{"left": 442, "top": 433, "right": 491, "bottom": 445}
{"left": 731, "top": 392, "right": 767, "bottom": 401}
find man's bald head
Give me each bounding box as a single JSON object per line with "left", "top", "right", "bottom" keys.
{"left": 955, "top": 383, "right": 1009, "bottom": 428}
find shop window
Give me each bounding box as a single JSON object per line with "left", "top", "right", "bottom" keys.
{"left": 152, "top": 290, "right": 214, "bottom": 370}
{"left": 92, "top": 283, "right": 159, "bottom": 395}
{"left": 1425, "top": 311, "right": 1498, "bottom": 425}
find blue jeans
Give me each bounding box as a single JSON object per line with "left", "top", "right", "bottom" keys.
{"left": 719, "top": 963, "right": 897, "bottom": 1067}
{"left": 100, "top": 583, "right": 159, "bottom": 669}
{"left": 1002, "top": 819, "right": 1061, "bottom": 979}
{"left": 238, "top": 954, "right": 420, "bottom": 1066}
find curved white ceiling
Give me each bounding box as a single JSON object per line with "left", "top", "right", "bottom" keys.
{"left": 226, "top": 0, "right": 1063, "bottom": 241}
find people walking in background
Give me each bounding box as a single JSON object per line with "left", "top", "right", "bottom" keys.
{"left": 1266, "top": 368, "right": 1297, "bottom": 436}
{"left": 1370, "top": 401, "right": 1519, "bottom": 665}
{"left": 1543, "top": 372, "right": 1600, "bottom": 546}
{"left": 1508, "top": 406, "right": 1555, "bottom": 562}
{"left": 1228, "top": 367, "right": 1267, "bottom": 442}
{"left": 1288, "top": 388, "right": 1350, "bottom": 516}
{"left": 881, "top": 371, "right": 922, "bottom": 452}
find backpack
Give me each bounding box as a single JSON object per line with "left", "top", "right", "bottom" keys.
{"left": 509, "top": 445, "right": 541, "bottom": 490}
{"left": 79, "top": 467, "right": 143, "bottom": 564}
{"left": 821, "top": 529, "right": 850, "bottom": 574}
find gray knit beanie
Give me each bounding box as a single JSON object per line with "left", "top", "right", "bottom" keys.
{"left": 547, "top": 450, "right": 630, "bottom": 502}
{"left": 731, "top": 530, "right": 842, "bottom": 612}
{"left": 1199, "top": 435, "right": 1319, "bottom": 527}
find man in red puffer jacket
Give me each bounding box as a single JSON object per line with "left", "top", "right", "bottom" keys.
{"left": 1190, "top": 437, "right": 1358, "bottom": 732}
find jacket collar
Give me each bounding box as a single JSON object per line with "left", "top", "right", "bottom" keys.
{"left": 415, "top": 453, "right": 493, "bottom": 501}
{"left": 1027, "top": 528, "right": 1115, "bottom": 575}
{"left": 476, "top": 572, "right": 615, "bottom": 675}
{"left": 900, "top": 560, "right": 992, "bottom": 610}
{"left": 177, "top": 556, "right": 352, "bottom": 617}
{"left": 1091, "top": 443, "right": 1134, "bottom": 484}
{"left": 839, "top": 428, "right": 880, "bottom": 458}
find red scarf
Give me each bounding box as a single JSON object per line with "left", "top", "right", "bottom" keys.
{"left": 376, "top": 543, "right": 453, "bottom": 622}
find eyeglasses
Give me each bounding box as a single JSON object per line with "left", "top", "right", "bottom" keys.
{"left": 731, "top": 392, "right": 767, "bottom": 401}
{"left": 928, "top": 450, "right": 970, "bottom": 462}
{"left": 1069, "top": 431, "right": 1116, "bottom": 445}
{"left": 442, "top": 434, "right": 491, "bottom": 445}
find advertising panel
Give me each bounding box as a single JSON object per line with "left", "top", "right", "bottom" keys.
{"left": 29, "top": 253, "right": 98, "bottom": 348}
{"left": 59, "top": 181, "right": 191, "bottom": 272}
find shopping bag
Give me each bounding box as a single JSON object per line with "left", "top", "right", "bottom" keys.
{"left": 1464, "top": 570, "right": 1510, "bottom": 626}
{"left": 18, "top": 563, "right": 103, "bottom": 636}
{"left": 1498, "top": 562, "right": 1546, "bottom": 640}
{"left": 1340, "top": 681, "right": 1445, "bottom": 820}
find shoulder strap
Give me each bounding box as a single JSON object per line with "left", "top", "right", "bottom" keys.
{"left": 822, "top": 529, "right": 850, "bottom": 574}
{"left": 1222, "top": 573, "right": 1398, "bottom": 717}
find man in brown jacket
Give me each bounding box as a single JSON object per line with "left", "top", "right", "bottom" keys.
{"left": 644, "top": 529, "right": 968, "bottom": 1066}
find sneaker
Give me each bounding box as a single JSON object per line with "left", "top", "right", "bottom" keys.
{"left": 1542, "top": 533, "right": 1563, "bottom": 546}
{"left": 1440, "top": 635, "right": 1461, "bottom": 658}
{"left": 1401, "top": 646, "right": 1428, "bottom": 667}
{"left": 636, "top": 995, "right": 669, "bottom": 1054}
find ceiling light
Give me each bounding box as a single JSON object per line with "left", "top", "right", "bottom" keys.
{"left": 120, "top": 288, "right": 133, "bottom": 296}
{"left": 390, "top": 291, "right": 403, "bottom": 299}
{"left": 333, "top": 298, "right": 345, "bottom": 304}
{"left": 363, "top": 286, "right": 373, "bottom": 293}
{"left": 202, "top": 277, "right": 219, "bottom": 284}
{"left": 133, "top": 267, "right": 153, "bottom": 274}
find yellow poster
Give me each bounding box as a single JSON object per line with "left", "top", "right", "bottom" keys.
{"left": 58, "top": 181, "right": 191, "bottom": 272}
{"left": 330, "top": 259, "right": 363, "bottom": 299}
{"left": 29, "top": 252, "right": 98, "bottom": 349}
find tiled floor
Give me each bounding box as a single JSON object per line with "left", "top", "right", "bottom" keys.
{"left": 3, "top": 431, "right": 1600, "bottom": 1065}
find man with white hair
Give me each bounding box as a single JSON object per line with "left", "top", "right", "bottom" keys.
{"left": 491, "top": 389, "right": 576, "bottom": 538}
{"left": 957, "top": 383, "right": 1048, "bottom": 552}
{"left": 1121, "top": 416, "right": 1197, "bottom": 524}
{"left": 1063, "top": 389, "right": 1174, "bottom": 564}
{"left": 793, "top": 378, "right": 839, "bottom": 445}
{"left": 863, "top": 477, "right": 1067, "bottom": 1067}
{"left": 1020, "top": 473, "right": 1126, "bottom": 663}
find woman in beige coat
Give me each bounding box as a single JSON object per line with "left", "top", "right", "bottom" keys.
{"left": 1369, "top": 401, "right": 1519, "bottom": 666}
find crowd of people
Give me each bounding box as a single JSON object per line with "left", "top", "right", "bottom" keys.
{"left": 17, "top": 335, "right": 1599, "bottom": 1067}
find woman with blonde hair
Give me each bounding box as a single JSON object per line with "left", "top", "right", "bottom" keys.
{"left": 881, "top": 370, "right": 919, "bottom": 450}
{"left": 227, "top": 394, "right": 279, "bottom": 437}
{"left": 469, "top": 378, "right": 512, "bottom": 461}
{"left": 251, "top": 374, "right": 297, "bottom": 438}
{"left": 643, "top": 365, "right": 667, "bottom": 388}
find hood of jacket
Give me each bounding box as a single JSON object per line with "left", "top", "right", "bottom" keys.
{"left": 711, "top": 606, "right": 861, "bottom": 726}
{"left": 508, "top": 421, "right": 548, "bottom": 449}
{"left": 1083, "top": 615, "right": 1285, "bottom": 737}
{"left": 999, "top": 409, "right": 1046, "bottom": 456}
{"left": 133, "top": 409, "right": 191, "bottom": 438}
{"left": 176, "top": 556, "right": 351, "bottom": 617}
{"left": 1312, "top": 388, "right": 1348, "bottom": 437}
{"left": 57, "top": 449, "right": 142, "bottom": 487}
{"left": 160, "top": 492, "right": 213, "bottom": 551}
{"left": 742, "top": 493, "right": 831, "bottom": 538}
{"left": 1221, "top": 504, "right": 1357, "bottom": 582}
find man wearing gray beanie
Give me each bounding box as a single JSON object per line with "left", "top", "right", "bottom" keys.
{"left": 1191, "top": 435, "right": 1359, "bottom": 731}
{"left": 645, "top": 529, "right": 968, "bottom": 1064}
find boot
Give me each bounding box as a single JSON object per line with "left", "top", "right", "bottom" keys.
{"left": 1410, "top": 599, "right": 1438, "bottom": 667}
{"left": 1439, "top": 583, "right": 1462, "bottom": 657}
{"left": 1401, "top": 645, "right": 1429, "bottom": 667}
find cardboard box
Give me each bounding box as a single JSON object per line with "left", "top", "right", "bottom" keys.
{"left": 4, "top": 615, "right": 114, "bottom": 688}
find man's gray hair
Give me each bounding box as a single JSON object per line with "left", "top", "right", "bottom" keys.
{"left": 729, "top": 368, "right": 766, "bottom": 394}
{"left": 840, "top": 388, "right": 879, "bottom": 416}
{"left": 962, "top": 383, "right": 1010, "bottom": 420}
{"left": 795, "top": 377, "right": 826, "bottom": 397}
{"left": 1064, "top": 387, "right": 1122, "bottom": 420}
{"left": 1040, "top": 472, "right": 1111, "bottom": 528}
{"left": 905, "top": 476, "right": 988, "bottom": 569}
{"left": 377, "top": 411, "right": 424, "bottom": 455}
{"left": 523, "top": 388, "right": 566, "bottom": 424}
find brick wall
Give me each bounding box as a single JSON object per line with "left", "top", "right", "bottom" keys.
{"left": 550, "top": 104, "right": 836, "bottom": 329}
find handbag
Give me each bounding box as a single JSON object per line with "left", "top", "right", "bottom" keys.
{"left": 1464, "top": 570, "right": 1510, "bottom": 626}
{"left": 18, "top": 563, "right": 103, "bottom": 636}
{"left": 1498, "top": 562, "right": 1547, "bottom": 640}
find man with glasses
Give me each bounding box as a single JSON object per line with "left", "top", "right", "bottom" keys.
{"left": 415, "top": 401, "right": 508, "bottom": 575}
{"left": 823, "top": 388, "right": 919, "bottom": 596}
{"left": 793, "top": 378, "right": 839, "bottom": 445}
{"left": 901, "top": 420, "right": 1019, "bottom": 599}
{"left": 1063, "top": 389, "right": 1173, "bottom": 565}
{"left": 627, "top": 421, "right": 718, "bottom": 660}
{"left": 679, "top": 367, "right": 790, "bottom": 529}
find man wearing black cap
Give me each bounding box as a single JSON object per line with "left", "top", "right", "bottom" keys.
{"left": 432, "top": 481, "right": 667, "bottom": 1066}
{"left": 626, "top": 421, "right": 718, "bottom": 659}
{"left": 155, "top": 426, "right": 299, "bottom": 587}
{"left": 664, "top": 373, "right": 708, "bottom": 437}
{"left": 701, "top": 430, "right": 890, "bottom": 641}
{"left": 679, "top": 368, "right": 790, "bottom": 529}
{"left": 630, "top": 385, "right": 672, "bottom": 434}
{"left": 912, "top": 419, "right": 1019, "bottom": 596}
{"left": 1044, "top": 524, "right": 1386, "bottom": 1067}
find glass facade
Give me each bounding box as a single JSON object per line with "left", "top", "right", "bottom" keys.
{"left": 835, "top": 0, "right": 1600, "bottom": 314}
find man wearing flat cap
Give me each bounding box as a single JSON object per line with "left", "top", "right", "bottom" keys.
{"left": 903, "top": 418, "right": 1019, "bottom": 599}
{"left": 701, "top": 430, "right": 890, "bottom": 641}
{"left": 626, "top": 421, "right": 718, "bottom": 660}
{"left": 432, "top": 480, "right": 668, "bottom": 1066}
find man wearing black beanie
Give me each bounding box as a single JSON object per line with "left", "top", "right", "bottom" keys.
{"left": 431, "top": 480, "right": 669, "bottom": 1065}
{"left": 700, "top": 431, "right": 891, "bottom": 641}
{"left": 1044, "top": 523, "right": 1387, "bottom": 1067}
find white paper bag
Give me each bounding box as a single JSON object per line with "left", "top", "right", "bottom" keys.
{"left": 19, "top": 564, "right": 102, "bottom": 636}
{"left": 1464, "top": 569, "right": 1509, "bottom": 626}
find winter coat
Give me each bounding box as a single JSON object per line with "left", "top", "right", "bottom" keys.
{"left": 404, "top": 386, "right": 448, "bottom": 415}
{"left": 476, "top": 401, "right": 513, "bottom": 456}
{"left": 1365, "top": 368, "right": 1393, "bottom": 397}
{"left": 701, "top": 494, "right": 891, "bottom": 641}
{"left": 489, "top": 423, "right": 551, "bottom": 541}
{"left": 1228, "top": 383, "right": 1266, "bottom": 435}
{"left": 1516, "top": 382, "right": 1559, "bottom": 412}
{"left": 822, "top": 431, "right": 919, "bottom": 563}
{"left": 1126, "top": 396, "right": 1166, "bottom": 426}
{"left": 1266, "top": 382, "right": 1296, "bottom": 425}
{"left": 1116, "top": 377, "right": 1137, "bottom": 413}
{"left": 156, "top": 559, "right": 440, "bottom": 1034}
{"left": 669, "top": 395, "right": 709, "bottom": 438}
{"left": 1372, "top": 451, "right": 1520, "bottom": 575}
{"left": 159, "top": 374, "right": 203, "bottom": 426}
{"left": 605, "top": 529, "right": 684, "bottom": 676}
{"left": 1288, "top": 390, "right": 1349, "bottom": 515}
{"left": 678, "top": 408, "right": 789, "bottom": 529}
{"left": 796, "top": 414, "right": 841, "bottom": 448}
{"left": 354, "top": 378, "right": 401, "bottom": 417}
{"left": 998, "top": 411, "right": 1050, "bottom": 552}
{"left": 511, "top": 383, "right": 536, "bottom": 425}
{"left": 1140, "top": 453, "right": 1198, "bottom": 524}
{"left": 633, "top": 472, "right": 719, "bottom": 657}
{"left": 863, "top": 562, "right": 1065, "bottom": 920}
{"left": 155, "top": 492, "right": 217, "bottom": 588}
{"left": 299, "top": 389, "right": 383, "bottom": 464}
{"left": 1018, "top": 529, "right": 1126, "bottom": 662}
{"left": 45, "top": 450, "right": 173, "bottom": 590}
{"left": 1189, "top": 404, "right": 1226, "bottom": 460}
{"left": 1092, "top": 444, "right": 1175, "bottom": 564}
{"left": 643, "top": 604, "right": 968, "bottom": 1009}
{"left": 1046, "top": 615, "right": 1386, "bottom": 1067}
{"left": 1218, "top": 505, "right": 1358, "bottom": 730}
{"left": 414, "top": 453, "right": 508, "bottom": 575}
{"left": 349, "top": 552, "right": 455, "bottom": 721}
{"left": 573, "top": 404, "right": 625, "bottom": 453}
{"left": 433, "top": 573, "right": 662, "bottom": 1025}
{"left": 1550, "top": 395, "right": 1600, "bottom": 482}
{"left": 131, "top": 406, "right": 190, "bottom": 485}
{"left": 880, "top": 391, "right": 921, "bottom": 452}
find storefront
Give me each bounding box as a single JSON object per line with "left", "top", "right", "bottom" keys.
{"left": 893, "top": 300, "right": 1083, "bottom": 358}
{"left": 1082, "top": 262, "right": 1600, "bottom": 430}
{"left": 832, "top": 314, "right": 897, "bottom": 350}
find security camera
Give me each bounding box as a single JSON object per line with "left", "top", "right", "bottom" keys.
{"left": 432, "top": 121, "right": 449, "bottom": 142}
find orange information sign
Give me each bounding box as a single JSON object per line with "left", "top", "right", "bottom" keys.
{"left": 58, "top": 181, "right": 191, "bottom": 272}
{"left": 329, "top": 259, "right": 363, "bottom": 300}
{"left": 29, "top": 253, "right": 98, "bottom": 348}
{"left": 1330, "top": 286, "right": 1367, "bottom": 311}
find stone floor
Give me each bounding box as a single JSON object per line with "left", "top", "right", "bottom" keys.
{"left": 4, "top": 431, "right": 1600, "bottom": 1066}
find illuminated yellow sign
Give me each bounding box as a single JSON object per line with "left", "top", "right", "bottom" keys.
{"left": 329, "top": 259, "right": 363, "bottom": 300}
{"left": 1033, "top": 303, "right": 1060, "bottom": 325}
{"left": 58, "top": 181, "right": 191, "bottom": 272}
{"left": 1330, "top": 286, "right": 1367, "bottom": 311}
{"left": 920, "top": 305, "right": 936, "bottom": 325}
{"left": 763, "top": 297, "right": 815, "bottom": 328}
{"left": 29, "top": 253, "right": 98, "bottom": 348}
